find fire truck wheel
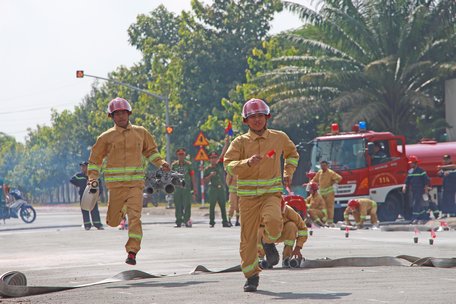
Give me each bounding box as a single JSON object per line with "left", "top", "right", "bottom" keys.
{"left": 378, "top": 192, "right": 402, "bottom": 222}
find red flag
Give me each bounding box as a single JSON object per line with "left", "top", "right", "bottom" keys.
{"left": 440, "top": 220, "right": 448, "bottom": 227}
{"left": 224, "top": 120, "right": 233, "bottom": 136}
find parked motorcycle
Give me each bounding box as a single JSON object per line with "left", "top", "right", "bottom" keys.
{"left": 0, "top": 189, "right": 36, "bottom": 224}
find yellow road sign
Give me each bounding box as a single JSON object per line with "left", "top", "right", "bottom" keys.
{"left": 193, "top": 131, "right": 209, "bottom": 146}
{"left": 195, "top": 147, "right": 209, "bottom": 161}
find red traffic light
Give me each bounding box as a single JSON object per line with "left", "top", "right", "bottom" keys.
{"left": 76, "top": 70, "right": 84, "bottom": 78}
{"left": 166, "top": 126, "right": 174, "bottom": 134}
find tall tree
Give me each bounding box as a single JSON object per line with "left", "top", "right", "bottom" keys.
{"left": 252, "top": 0, "right": 456, "bottom": 141}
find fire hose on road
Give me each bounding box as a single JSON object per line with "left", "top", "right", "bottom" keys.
{"left": 2, "top": 255, "right": 456, "bottom": 298}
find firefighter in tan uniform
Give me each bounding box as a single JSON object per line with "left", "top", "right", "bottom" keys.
{"left": 305, "top": 182, "right": 327, "bottom": 226}
{"left": 224, "top": 98, "right": 299, "bottom": 292}
{"left": 311, "top": 160, "right": 342, "bottom": 226}
{"left": 344, "top": 199, "right": 378, "bottom": 228}
{"left": 257, "top": 199, "right": 308, "bottom": 268}
{"left": 88, "top": 97, "right": 169, "bottom": 265}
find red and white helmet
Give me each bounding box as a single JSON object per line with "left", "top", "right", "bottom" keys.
{"left": 242, "top": 98, "right": 270, "bottom": 119}
{"left": 348, "top": 199, "right": 360, "bottom": 209}
{"left": 408, "top": 155, "right": 419, "bottom": 164}
{"left": 107, "top": 97, "right": 132, "bottom": 116}
{"left": 308, "top": 182, "right": 319, "bottom": 193}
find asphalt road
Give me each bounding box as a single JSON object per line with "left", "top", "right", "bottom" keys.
{"left": 0, "top": 206, "right": 455, "bottom": 303}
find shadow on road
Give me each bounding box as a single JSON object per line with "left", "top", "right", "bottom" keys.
{"left": 256, "top": 290, "right": 351, "bottom": 300}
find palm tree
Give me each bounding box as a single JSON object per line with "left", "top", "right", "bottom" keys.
{"left": 254, "top": 0, "right": 456, "bottom": 140}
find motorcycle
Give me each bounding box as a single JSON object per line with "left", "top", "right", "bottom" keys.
{"left": 0, "top": 189, "right": 36, "bottom": 224}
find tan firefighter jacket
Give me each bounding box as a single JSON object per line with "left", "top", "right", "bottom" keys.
{"left": 223, "top": 129, "right": 299, "bottom": 197}
{"left": 283, "top": 205, "right": 308, "bottom": 248}
{"left": 88, "top": 123, "right": 165, "bottom": 189}
{"left": 311, "top": 169, "right": 342, "bottom": 196}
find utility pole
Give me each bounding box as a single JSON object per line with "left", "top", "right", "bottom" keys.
{"left": 76, "top": 70, "right": 171, "bottom": 163}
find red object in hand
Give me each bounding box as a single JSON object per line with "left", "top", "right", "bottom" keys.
{"left": 265, "top": 149, "right": 276, "bottom": 158}
{"left": 430, "top": 229, "right": 436, "bottom": 239}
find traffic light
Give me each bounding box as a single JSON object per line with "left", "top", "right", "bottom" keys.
{"left": 166, "top": 126, "right": 174, "bottom": 134}
{"left": 76, "top": 70, "right": 84, "bottom": 78}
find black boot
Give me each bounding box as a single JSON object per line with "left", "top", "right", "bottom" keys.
{"left": 222, "top": 221, "right": 231, "bottom": 227}
{"left": 263, "top": 242, "right": 279, "bottom": 267}
{"left": 243, "top": 275, "right": 259, "bottom": 292}
{"left": 235, "top": 215, "right": 240, "bottom": 226}
{"left": 125, "top": 252, "right": 136, "bottom": 265}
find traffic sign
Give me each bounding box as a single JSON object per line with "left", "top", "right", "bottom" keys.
{"left": 195, "top": 147, "right": 209, "bottom": 161}
{"left": 193, "top": 131, "right": 209, "bottom": 146}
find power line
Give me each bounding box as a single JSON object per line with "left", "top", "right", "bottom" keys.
{"left": 0, "top": 103, "right": 76, "bottom": 115}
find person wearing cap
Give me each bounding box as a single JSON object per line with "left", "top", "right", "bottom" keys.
{"left": 70, "top": 161, "right": 104, "bottom": 230}
{"left": 171, "top": 148, "right": 198, "bottom": 227}
{"left": 88, "top": 97, "right": 170, "bottom": 265}
{"left": 344, "top": 199, "right": 378, "bottom": 228}
{"left": 305, "top": 182, "right": 327, "bottom": 226}
{"left": 371, "top": 141, "right": 389, "bottom": 165}
{"left": 438, "top": 154, "right": 456, "bottom": 218}
{"left": 204, "top": 151, "right": 230, "bottom": 228}
{"left": 310, "top": 160, "right": 342, "bottom": 227}
{"left": 224, "top": 98, "right": 299, "bottom": 292}
{"left": 402, "top": 155, "right": 430, "bottom": 224}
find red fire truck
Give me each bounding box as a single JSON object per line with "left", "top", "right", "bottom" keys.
{"left": 306, "top": 122, "right": 456, "bottom": 222}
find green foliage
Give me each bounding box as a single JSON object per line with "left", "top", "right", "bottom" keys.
{"left": 252, "top": 0, "right": 456, "bottom": 142}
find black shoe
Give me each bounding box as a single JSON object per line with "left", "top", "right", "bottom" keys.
{"left": 263, "top": 242, "right": 279, "bottom": 267}
{"left": 84, "top": 225, "right": 91, "bottom": 230}
{"left": 95, "top": 226, "right": 104, "bottom": 230}
{"left": 210, "top": 224, "right": 215, "bottom": 228}
{"left": 235, "top": 221, "right": 240, "bottom": 226}
{"left": 125, "top": 252, "right": 136, "bottom": 265}
{"left": 174, "top": 224, "right": 182, "bottom": 228}
{"left": 222, "top": 221, "right": 231, "bottom": 227}
{"left": 243, "top": 275, "right": 259, "bottom": 292}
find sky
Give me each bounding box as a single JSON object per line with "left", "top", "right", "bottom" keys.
{"left": 0, "top": 0, "right": 311, "bottom": 143}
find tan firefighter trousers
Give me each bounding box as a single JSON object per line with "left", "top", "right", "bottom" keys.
{"left": 106, "top": 187, "right": 143, "bottom": 254}
{"left": 322, "top": 192, "right": 335, "bottom": 223}
{"left": 239, "top": 193, "right": 283, "bottom": 279}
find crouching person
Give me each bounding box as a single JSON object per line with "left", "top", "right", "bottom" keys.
{"left": 344, "top": 199, "right": 378, "bottom": 228}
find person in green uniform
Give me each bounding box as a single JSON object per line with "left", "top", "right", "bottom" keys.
{"left": 204, "top": 151, "right": 230, "bottom": 228}
{"left": 171, "top": 148, "right": 198, "bottom": 227}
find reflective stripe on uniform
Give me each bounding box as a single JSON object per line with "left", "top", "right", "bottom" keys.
{"left": 285, "top": 157, "right": 299, "bottom": 166}
{"left": 237, "top": 187, "right": 283, "bottom": 196}
{"left": 148, "top": 153, "right": 161, "bottom": 162}
{"left": 226, "top": 164, "right": 234, "bottom": 176}
{"left": 128, "top": 233, "right": 143, "bottom": 240}
{"left": 264, "top": 228, "right": 281, "bottom": 242}
{"left": 105, "top": 175, "right": 144, "bottom": 182}
{"left": 237, "top": 177, "right": 282, "bottom": 187}
{"left": 284, "top": 240, "right": 295, "bottom": 246}
{"left": 319, "top": 186, "right": 334, "bottom": 195}
{"left": 242, "top": 257, "right": 259, "bottom": 274}
{"left": 88, "top": 164, "right": 101, "bottom": 172}
{"left": 74, "top": 176, "right": 86, "bottom": 180}
{"left": 360, "top": 215, "right": 367, "bottom": 219}
{"left": 237, "top": 177, "right": 283, "bottom": 196}
{"left": 298, "top": 230, "right": 308, "bottom": 237}
{"left": 408, "top": 172, "right": 427, "bottom": 177}
{"left": 104, "top": 167, "right": 144, "bottom": 174}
